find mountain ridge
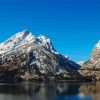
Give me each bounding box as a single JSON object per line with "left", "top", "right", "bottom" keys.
{"left": 0, "top": 30, "right": 82, "bottom": 82}
{"left": 80, "top": 40, "right": 100, "bottom": 81}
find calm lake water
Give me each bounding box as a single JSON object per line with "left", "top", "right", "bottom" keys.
{"left": 0, "top": 82, "right": 99, "bottom": 100}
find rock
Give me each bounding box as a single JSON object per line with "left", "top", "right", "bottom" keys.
{"left": 80, "top": 41, "right": 100, "bottom": 81}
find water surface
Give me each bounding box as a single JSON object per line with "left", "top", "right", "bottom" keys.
{"left": 0, "top": 82, "right": 99, "bottom": 100}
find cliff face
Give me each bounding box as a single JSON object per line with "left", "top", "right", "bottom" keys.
{"left": 81, "top": 41, "right": 100, "bottom": 80}
{"left": 0, "top": 30, "right": 81, "bottom": 82}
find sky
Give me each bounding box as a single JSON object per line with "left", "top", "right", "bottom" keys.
{"left": 0, "top": 0, "right": 100, "bottom": 62}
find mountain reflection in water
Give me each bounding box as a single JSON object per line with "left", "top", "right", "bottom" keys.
{"left": 0, "top": 82, "right": 99, "bottom": 100}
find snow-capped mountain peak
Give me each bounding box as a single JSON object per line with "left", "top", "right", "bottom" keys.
{"left": 0, "top": 30, "right": 57, "bottom": 54}
{"left": 15, "top": 29, "right": 29, "bottom": 38}
{"left": 0, "top": 29, "right": 32, "bottom": 53}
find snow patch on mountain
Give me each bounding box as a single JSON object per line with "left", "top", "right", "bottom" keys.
{"left": 77, "top": 61, "right": 85, "bottom": 66}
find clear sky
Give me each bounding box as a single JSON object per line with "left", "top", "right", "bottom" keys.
{"left": 0, "top": 0, "right": 100, "bottom": 62}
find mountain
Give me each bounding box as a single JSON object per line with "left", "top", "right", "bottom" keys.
{"left": 77, "top": 61, "right": 84, "bottom": 66}
{"left": 0, "top": 30, "right": 82, "bottom": 82}
{"left": 81, "top": 41, "right": 100, "bottom": 80}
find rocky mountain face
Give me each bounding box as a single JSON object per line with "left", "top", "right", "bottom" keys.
{"left": 80, "top": 41, "right": 100, "bottom": 80}
{"left": 0, "top": 30, "right": 82, "bottom": 82}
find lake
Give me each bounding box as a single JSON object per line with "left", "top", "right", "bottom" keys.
{"left": 0, "top": 82, "right": 99, "bottom": 100}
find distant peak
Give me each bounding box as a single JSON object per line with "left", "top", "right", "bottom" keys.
{"left": 97, "top": 40, "right": 100, "bottom": 43}
{"left": 77, "top": 61, "right": 84, "bottom": 66}
{"left": 98, "top": 40, "right": 100, "bottom": 43}
{"left": 95, "top": 40, "right": 100, "bottom": 48}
